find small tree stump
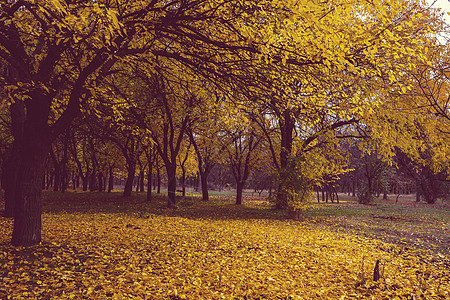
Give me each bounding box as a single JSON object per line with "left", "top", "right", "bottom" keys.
{"left": 373, "top": 259, "right": 380, "bottom": 281}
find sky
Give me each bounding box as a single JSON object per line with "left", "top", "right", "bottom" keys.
{"left": 429, "top": 0, "right": 450, "bottom": 21}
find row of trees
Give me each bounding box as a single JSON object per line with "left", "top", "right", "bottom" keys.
{"left": 1, "top": 0, "right": 449, "bottom": 246}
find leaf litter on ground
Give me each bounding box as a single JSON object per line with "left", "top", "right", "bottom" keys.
{"left": 0, "top": 192, "right": 448, "bottom": 299}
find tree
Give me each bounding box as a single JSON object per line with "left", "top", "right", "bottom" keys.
{"left": 176, "top": 139, "right": 196, "bottom": 198}
{"left": 0, "top": 0, "right": 142, "bottom": 246}
{"left": 187, "top": 111, "right": 223, "bottom": 202}
{"left": 0, "top": 0, "right": 444, "bottom": 245}
{"left": 218, "top": 104, "right": 264, "bottom": 205}
{"left": 241, "top": 0, "right": 441, "bottom": 213}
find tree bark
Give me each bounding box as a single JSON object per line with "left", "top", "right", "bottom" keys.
{"left": 123, "top": 163, "right": 135, "bottom": 197}
{"left": 11, "top": 92, "right": 52, "bottom": 246}
{"left": 236, "top": 182, "right": 244, "bottom": 205}
{"left": 147, "top": 168, "right": 152, "bottom": 202}
{"left": 108, "top": 165, "right": 114, "bottom": 192}
{"left": 98, "top": 172, "right": 104, "bottom": 192}
{"left": 2, "top": 101, "right": 26, "bottom": 217}
{"left": 139, "top": 169, "right": 145, "bottom": 192}
{"left": 166, "top": 165, "right": 177, "bottom": 208}
{"left": 276, "top": 110, "right": 294, "bottom": 209}
{"left": 156, "top": 166, "right": 161, "bottom": 194}
{"left": 200, "top": 172, "right": 209, "bottom": 201}
{"left": 1, "top": 148, "right": 20, "bottom": 218}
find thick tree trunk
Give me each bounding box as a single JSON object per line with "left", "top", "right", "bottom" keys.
{"left": 276, "top": 111, "right": 294, "bottom": 209}
{"left": 1, "top": 148, "right": 20, "bottom": 218}
{"left": 3, "top": 100, "right": 26, "bottom": 218}
{"left": 12, "top": 141, "right": 49, "bottom": 246}
{"left": 11, "top": 94, "right": 51, "bottom": 246}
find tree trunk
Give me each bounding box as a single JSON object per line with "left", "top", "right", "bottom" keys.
{"left": 89, "top": 172, "right": 97, "bottom": 192}
{"left": 139, "top": 169, "right": 145, "bottom": 192}
{"left": 135, "top": 173, "right": 140, "bottom": 192}
{"left": 98, "top": 172, "right": 104, "bottom": 192}
{"left": 3, "top": 101, "right": 26, "bottom": 218}
{"left": 123, "top": 164, "right": 135, "bottom": 197}
{"left": 12, "top": 142, "right": 49, "bottom": 246}
{"left": 166, "top": 165, "right": 177, "bottom": 208}
{"left": 45, "top": 171, "right": 52, "bottom": 190}
{"left": 194, "top": 172, "right": 199, "bottom": 192}
{"left": 200, "top": 172, "right": 209, "bottom": 201}
{"left": 415, "top": 184, "right": 421, "bottom": 202}
{"left": 82, "top": 174, "right": 89, "bottom": 191}
{"left": 236, "top": 182, "right": 244, "bottom": 205}
{"left": 53, "top": 166, "right": 61, "bottom": 192}
{"left": 147, "top": 168, "right": 152, "bottom": 202}
{"left": 108, "top": 166, "right": 114, "bottom": 192}
{"left": 11, "top": 94, "right": 51, "bottom": 246}
{"left": 276, "top": 110, "right": 294, "bottom": 209}
{"left": 181, "top": 169, "right": 186, "bottom": 197}
{"left": 1, "top": 148, "right": 20, "bottom": 218}
{"left": 156, "top": 166, "right": 161, "bottom": 194}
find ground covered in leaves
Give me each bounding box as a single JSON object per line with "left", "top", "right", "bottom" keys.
{"left": 0, "top": 192, "right": 449, "bottom": 299}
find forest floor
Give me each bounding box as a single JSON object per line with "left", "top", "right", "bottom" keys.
{"left": 0, "top": 191, "right": 448, "bottom": 299}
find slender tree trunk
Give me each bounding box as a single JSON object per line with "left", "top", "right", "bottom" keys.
{"left": 415, "top": 183, "right": 421, "bottom": 202}
{"left": 108, "top": 166, "right": 114, "bottom": 192}
{"left": 147, "top": 168, "right": 152, "bottom": 202}
{"left": 236, "top": 182, "right": 244, "bottom": 205}
{"left": 145, "top": 147, "right": 154, "bottom": 202}
{"left": 53, "top": 166, "right": 60, "bottom": 192}
{"left": 156, "top": 166, "right": 161, "bottom": 194}
{"left": 98, "top": 172, "right": 104, "bottom": 192}
{"left": 45, "top": 171, "right": 51, "bottom": 190}
{"left": 181, "top": 169, "right": 186, "bottom": 197}
{"left": 139, "top": 169, "right": 145, "bottom": 192}
{"left": 195, "top": 172, "right": 199, "bottom": 192}
{"left": 123, "top": 163, "right": 135, "bottom": 197}
{"left": 82, "top": 174, "right": 88, "bottom": 191}
{"left": 200, "top": 171, "right": 209, "bottom": 201}
{"left": 166, "top": 165, "right": 177, "bottom": 208}
{"left": 61, "top": 138, "right": 68, "bottom": 193}
{"left": 135, "top": 173, "right": 140, "bottom": 192}
{"left": 89, "top": 172, "right": 97, "bottom": 192}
